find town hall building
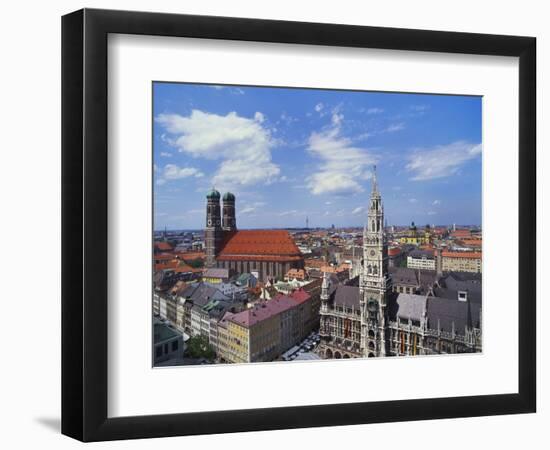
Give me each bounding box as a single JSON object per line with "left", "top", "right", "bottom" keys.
{"left": 318, "top": 167, "right": 482, "bottom": 359}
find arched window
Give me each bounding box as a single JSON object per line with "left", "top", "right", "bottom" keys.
{"left": 367, "top": 264, "right": 372, "bottom": 274}
{"left": 373, "top": 265, "right": 378, "bottom": 275}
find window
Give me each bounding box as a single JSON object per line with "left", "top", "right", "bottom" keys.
{"left": 155, "top": 346, "right": 162, "bottom": 358}
{"left": 171, "top": 340, "right": 179, "bottom": 351}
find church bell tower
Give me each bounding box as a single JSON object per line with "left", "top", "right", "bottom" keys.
{"left": 205, "top": 188, "right": 223, "bottom": 267}
{"left": 360, "top": 166, "right": 391, "bottom": 357}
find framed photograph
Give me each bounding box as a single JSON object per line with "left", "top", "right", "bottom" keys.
{"left": 62, "top": 8, "right": 536, "bottom": 442}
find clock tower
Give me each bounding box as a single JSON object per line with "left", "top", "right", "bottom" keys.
{"left": 360, "top": 166, "right": 391, "bottom": 357}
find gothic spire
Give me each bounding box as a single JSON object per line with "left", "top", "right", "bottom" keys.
{"left": 322, "top": 270, "right": 330, "bottom": 290}
{"left": 371, "top": 165, "right": 378, "bottom": 194}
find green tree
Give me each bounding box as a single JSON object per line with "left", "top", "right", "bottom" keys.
{"left": 187, "top": 258, "right": 204, "bottom": 269}
{"left": 186, "top": 335, "right": 215, "bottom": 360}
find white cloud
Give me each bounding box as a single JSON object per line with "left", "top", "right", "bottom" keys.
{"left": 409, "top": 198, "right": 418, "bottom": 203}
{"left": 367, "top": 107, "right": 384, "bottom": 114}
{"left": 432, "top": 199, "right": 441, "bottom": 206}
{"left": 240, "top": 206, "right": 256, "bottom": 215}
{"left": 356, "top": 132, "right": 372, "bottom": 141}
{"left": 210, "top": 85, "right": 245, "bottom": 95}
{"left": 352, "top": 206, "right": 366, "bottom": 215}
{"left": 315, "top": 103, "right": 324, "bottom": 113}
{"left": 254, "top": 112, "right": 265, "bottom": 123}
{"left": 331, "top": 112, "right": 344, "bottom": 127}
{"left": 160, "top": 152, "right": 172, "bottom": 157}
{"left": 280, "top": 112, "right": 298, "bottom": 125}
{"left": 306, "top": 123, "right": 376, "bottom": 196}
{"left": 156, "top": 164, "right": 204, "bottom": 185}
{"left": 155, "top": 110, "right": 279, "bottom": 189}
{"left": 427, "top": 211, "right": 437, "bottom": 216}
{"left": 278, "top": 210, "right": 299, "bottom": 217}
{"left": 385, "top": 123, "right": 405, "bottom": 133}
{"left": 406, "top": 141, "right": 482, "bottom": 181}
{"left": 411, "top": 104, "right": 429, "bottom": 112}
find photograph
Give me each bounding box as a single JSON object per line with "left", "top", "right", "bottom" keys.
{"left": 152, "top": 82, "right": 482, "bottom": 366}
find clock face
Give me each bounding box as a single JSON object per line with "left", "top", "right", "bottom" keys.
{"left": 207, "top": 219, "right": 212, "bottom": 226}
{"left": 370, "top": 250, "right": 376, "bottom": 257}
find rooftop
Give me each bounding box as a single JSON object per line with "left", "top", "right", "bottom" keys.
{"left": 218, "top": 230, "right": 302, "bottom": 260}
{"left": 228, "top": 296, "right": 297, "bottom": 328}
{"left": 441, "top": 251, "right": 482, "bottom": 259}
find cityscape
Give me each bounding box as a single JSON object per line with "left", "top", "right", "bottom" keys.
{"left": 152, "top": 83, "right": 482, "bottom": 366}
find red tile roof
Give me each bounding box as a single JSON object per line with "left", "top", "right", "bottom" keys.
{"left": 228, "top": 296, "right": 297, "bottom": 328}
{"left": 154, "top": 242, "right": 173, "bottom": 251}
{"left": 451, "top": 230, "right": 472, "bottom": 237}
{"left": 388, "top": 247, "right": 401, "bottom": 256}
{"left": 176, "top": 251, "right": 206, "bottom": 261}
{"left": 154, "top": 260, "right": 179, "bottom": 271}
{"left": 460, "top": 239, "right": 482, "bottom": 246}
{"left": 173, "top": 264, "right": 202, "bottom": 274}
{"left": 155, "top": 253, "right": 175, "bottom": 261}
{"left": 288, "top": 288, "right": 311, "bottom": 305}
{"left": 441, "top": 251, "right": 482, "bottom": 259}
{"left": 217, "top": 230, "right": 302, "bottom": 261}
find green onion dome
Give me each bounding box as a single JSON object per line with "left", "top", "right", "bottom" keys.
{"left": 206, "top": 188, "right": 221, "bottom": 199}
{"left": 223, "top": 192, "right": 235, "bottom": 201}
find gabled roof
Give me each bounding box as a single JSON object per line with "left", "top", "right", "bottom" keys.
{"left": 228, "top": 296, "right": 297, "bottom": 328}
{"left": 217, "top": 230, "right": 302, "bottom": 261}
{"left": 154, "top": 242, "right": 173, "bottom": 252}
{"left": 203, "top": 268, "right": 230, "bottom": 279}
{"left": 181, "top": 282, "right": 229, "bottom": 307}
{"left": 389, "top": 267, "right": 418, "bottom": 285}
{"left": 395, "top": 293, "right": 428, "bottom": 322}
{"left": 426, "top": 296, "right": 481, "bottom": 332}
{"left": 332, "top": 285, "right": 361, "bottom": 308}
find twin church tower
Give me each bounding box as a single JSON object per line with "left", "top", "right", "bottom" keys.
{"left": 205, "top": 189, "right": 236, "bottom": 267}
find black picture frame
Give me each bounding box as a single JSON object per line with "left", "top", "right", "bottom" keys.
{"left": 61, "top": 8, "right": 536, "bottom": 442}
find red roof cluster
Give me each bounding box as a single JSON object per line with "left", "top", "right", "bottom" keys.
{"left": 154, "top": 242, "right": 173, "bottom": 252}
{"left": 451, "top": 229, "right": 472, "bottom": 238}
{"left": 388, "top": 247, "right": 401, "bottom": 256}
{"left": 217, "top": 230, "right": 302, "bottom": 262}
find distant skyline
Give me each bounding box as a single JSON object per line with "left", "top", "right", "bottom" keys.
{"left": 153, "top": 82, "right": 482, "bottom": 230}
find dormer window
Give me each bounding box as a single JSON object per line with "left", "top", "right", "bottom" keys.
{"left": 458, "top": 290, "right": 468, "bottom": 302}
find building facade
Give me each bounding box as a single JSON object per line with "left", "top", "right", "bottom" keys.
{"left": 407, "top": 249, "right": 436, "bottom": 271}
{"left": 442, "top": 251, "right": 482, "bottom": 273}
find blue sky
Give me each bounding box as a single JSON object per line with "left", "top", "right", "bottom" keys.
{"left": 153, "top": 82, "right": 482, "bottom": 230}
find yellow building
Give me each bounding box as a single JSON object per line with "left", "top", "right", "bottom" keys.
{"left": 441, "top": 251, "right": 482, "bottom": 273}
{"left": 223, "top": 296, "right": 298, "bottom": 363}
{"left": 398, "top": 222, "right": 431, "bottom": 245}
{"left": 225, "top": 319, "right": 250, "bottom": 363}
